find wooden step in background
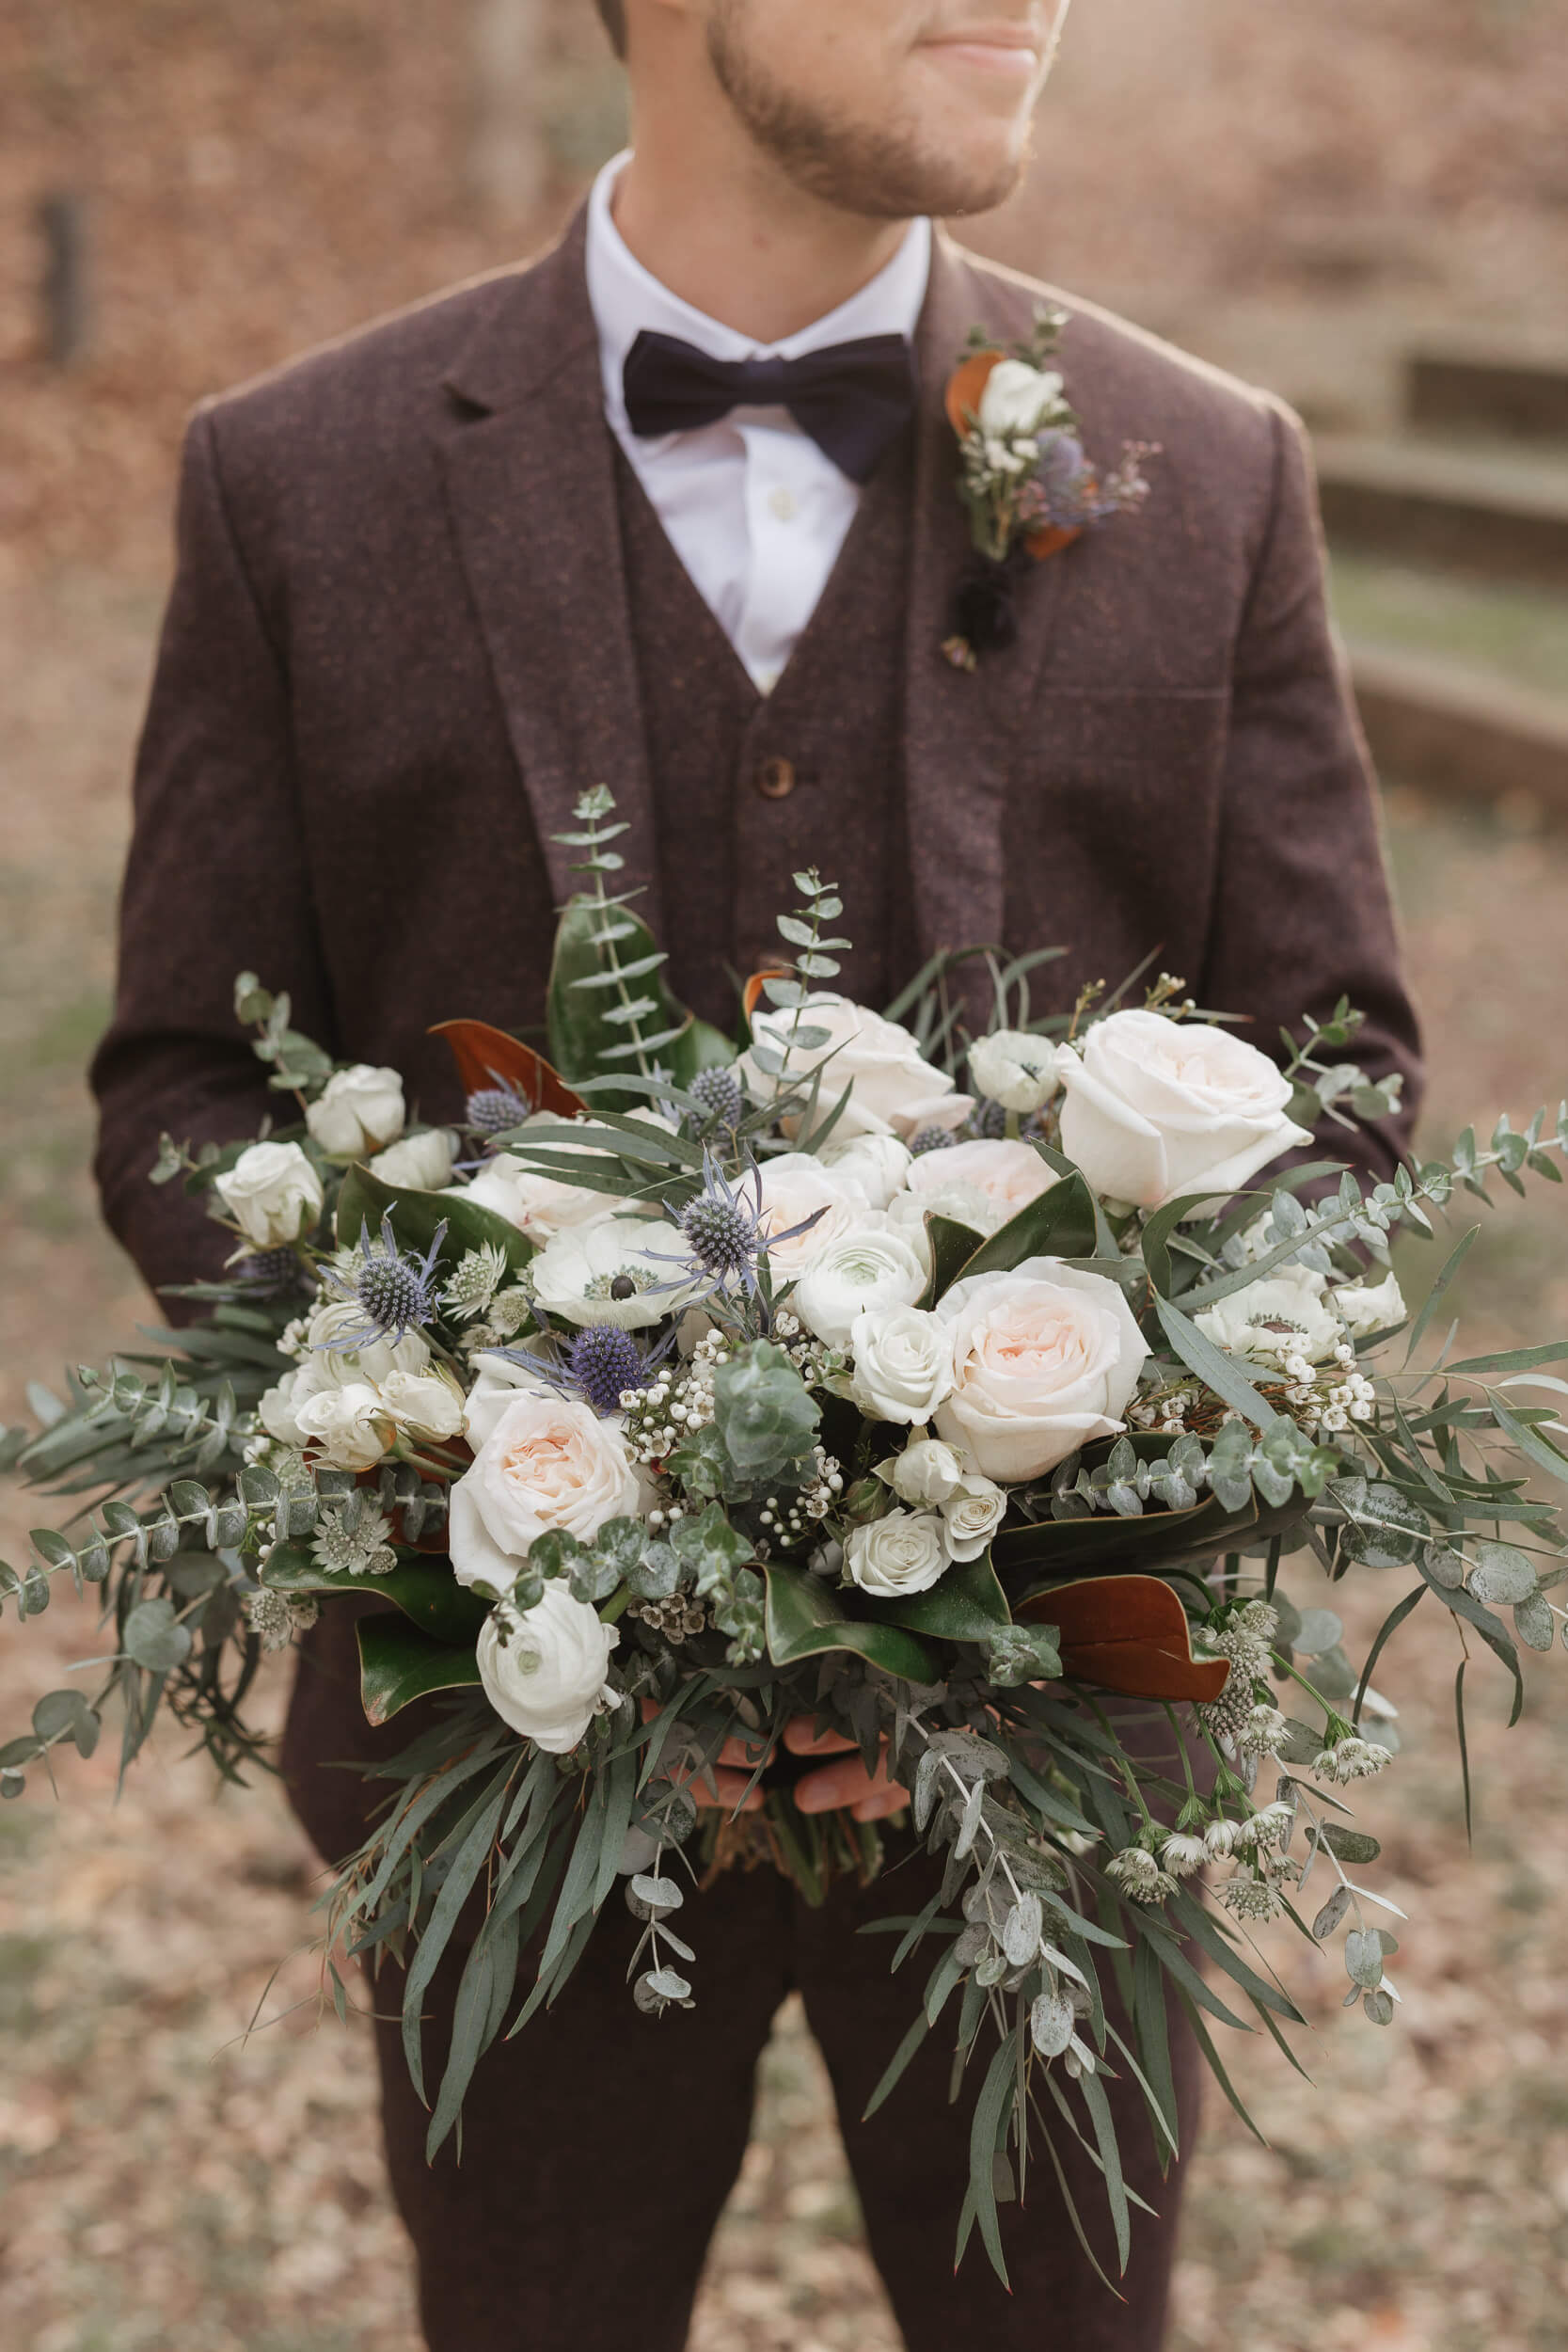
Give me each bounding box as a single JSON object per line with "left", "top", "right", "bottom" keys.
{"left": 1407, "top": 351, "right": 1568, "bottom": 443}
{"left": 1317, "top": 437, "right": 1568, "bottom": 591}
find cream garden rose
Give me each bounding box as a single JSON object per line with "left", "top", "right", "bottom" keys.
{"left": 907, "top": 1138, "right": 1056, "bottom": 1228}
{"left": 934, "top": 1258, "right": 1149, "bottom": 1481}
{"left": 214, "top": 1141, "right": 324, "bottom": 1249}
{"left": 846, "top": 1509, "right": 949, "bottom": 1598}
{"left": 739, "top": 997, "right": 973, "bottom": 1142}
{"left": 476, "top": 1587, "right": 620, "bottom": 1755}
{"left": 754, "top": 1154, "right": 872, "bottom": 1282}
{"left": 461, "top": 1116, "right": 636, "bottom": 1241}
{"left": 848, "top": 1304, "right": 955, "bottom": 1425}
{"left": 793, "top": 1223, "right": 927, "bottom": 1350}
{"left": 449, "top": 1389, "right": 642, "bottom": 1590}
{"left": 1057, "top": 1009, "right": 1313, "bottom": 1212}
{"left": 370, "top": 1128, "right": 456, "bottom": 1191}
{"left": 967, "top": 1030, "right": 1062, "bottom": 1117}
{"left": 306, "top": 1065, "right": 406, "bottom": 1157}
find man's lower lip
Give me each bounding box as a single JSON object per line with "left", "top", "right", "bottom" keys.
{"left": 923, "top": 40, "right": 1040, "bottom": 75}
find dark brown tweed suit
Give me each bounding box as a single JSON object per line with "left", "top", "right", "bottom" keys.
{"left": 91, "top": 204, "right": 1422, "bottom": 2352}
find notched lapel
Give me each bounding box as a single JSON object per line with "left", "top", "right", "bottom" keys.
{"left": 428, "top": 212, "right": 662, "bottom": 932}
{"left": 904, "top": 232, "right": 1071, "bottom": 1027}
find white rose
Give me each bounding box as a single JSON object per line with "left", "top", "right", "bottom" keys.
{"left": 968, "top": 1031, "right": 1062, "bottom": 1117}
{"left": 976, "top": 358, "right": 1065, "bottom": 439}
{"left": 738, "top": 996, "right": 973, "bottom": 1142}
{"left": 293, "top": 1381, "right": 391, "bottom": 1471}
{"left": 298, "top": 1297, "right": 433, "bottom": 1389}
{"left": 458, "top": 1115, "right": 647, "bottom": 1241}
{"left": 449, "top": 1391, "right": 642, "bottom": 1590}
{"left": 942, "top": 1474, "right": 1008, "bottom": 1563}
{"left": 881, "top": 1435, "right": 969, "bottom": 1506}
{"left": 1334, "top": 1271, "right": 1407, "bottom": 1337}
{"left": 846, "top": 1509, "right": 950, "bottom": 1598}
{"left": 528, "top": 1216, "right": 689, "bottom": 1330}
{"left": 377, "top": 1366, "right": 467, "bottom": 1442}
{"left": 306, "top": 1065, "right": 406, "bottom": 1157}
{"left": 887, "top": 1181, "right": 1000, "bottom": 1252}
{"left": 907, "top": 1138, "right": 1057, "bottom": 1228}
{"left": 794, "top": 1222, "right": 928, "bottom": 1350}
{"left": 754, "top": 1153, "right": 872, "bottom": 1282}
{"left": 1196, "top": 1266, "right": 1343, "bottom": 1365}
{"left": 816, "top": 1132, "right": 914, "bottom": 1212}
{"left": 1057, "top": 1009, "right": 1313, "bottom": 1213}
{"left": 933, "top": 1258, "right": 1150, "bottom": 1482}
{"left": 214, "top": 1141, "right": 325, "bottom": 1248}
{"left": 848, "top": 1304, "right": 955, "bottom": 1425}
{"left": 371, "top": 1128, "right": 456, "bottom": 1190}
{"left": 477, "top": 1587, "right": 620, "bottom": 1755}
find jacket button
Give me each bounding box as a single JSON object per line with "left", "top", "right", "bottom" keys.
{"left": 755, "top": 756, "right": 796, "bottom": 802}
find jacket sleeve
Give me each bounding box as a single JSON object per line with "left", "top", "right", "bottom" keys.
{"left": 1199, "top": 400, "right": 1424, "bottom": 1184}
{"left": 90, "top": 402, "right": 336, "bottom": 1306}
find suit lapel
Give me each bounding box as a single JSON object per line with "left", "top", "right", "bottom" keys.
{"left": 903, "top": 230, "right": 1069, "bottom": 1029}
{"left": 428, "top": 209, "right": 663, "bottom": 931}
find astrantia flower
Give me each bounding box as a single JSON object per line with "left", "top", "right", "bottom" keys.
{"left": 1159, "top": 1833, "right": 1209, "bottom": 1880}
{"left": 1312, "top": 1735, "right": 1389, "bottom": 1784}
{"left": 243, "top": 1586, "right": 320, "bottom": 1653}
{"left": 442, "top": 1243, "right": 511, "bottom": 1323}
{"left": 1105, "top": 1847, "right": 1176, "bottom": 1904}
{"left": 311, "top": 1496, "right": 398, "bottom": 1578}
{"left": 1217, "top": 1873, "right": 1285, "bottom": 1924}
{"left": 1236, "top": 1703, "right": 1289, "bottom": 1758}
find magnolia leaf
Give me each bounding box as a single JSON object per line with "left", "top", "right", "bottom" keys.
{"left": 1014, "top": 1575, "right": 1228, "bottom": 1702}
{"left": 264, "top": 1547, "right": 488, "bottom": 1646}
{"left": 357, "top": 1613, "right": 484, "bottom": 1725}
{"left": 429, "top": 1019, "right": 587, "bottom": 1120}
{"left": 764, "top": 1565, "right": 938, "bottom": 1683}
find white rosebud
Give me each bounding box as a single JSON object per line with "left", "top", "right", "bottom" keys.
{"left": 477, "top": 1587, "right": 620, "bottom": 1755}
{"left": 306, "top": 1065, "right": 407, "bottom": 1157}
{"left": 214, "top": 1140, "right": 325, "bottom": 1249}
{"left": 975, "top": 358, "right": 1065, "bottom": 439}
{"left": 846, "top": 1509, "right": 949, "bottom": 1597}
{"left": 376, "top": 1366, "right": 467, "bottom": 1443}
{"left": 794, "top": 1221, "right": 927, "bottom": 1351}
{"left": 292, "top": 1381, "right": 391, "bottom": 1471}
{"left": 968, "top": 1031, "right": 1062, "bottom": 1116}
{"left": 370, "top": 1128, "right": 456, "bottom": 1191}
{"left": 940, "top": 1473, "right": 1007, "bottom": 1563}
{"left": 882, "top": 1436, "right": 969, "bottom": 1508}
{"left": 847, "top": 1304, "right": 956, "bottom": 1426}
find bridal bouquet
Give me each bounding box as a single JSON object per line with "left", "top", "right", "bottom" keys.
{"left": 5, "top": 787, "right": 1567, "bottom": 2285}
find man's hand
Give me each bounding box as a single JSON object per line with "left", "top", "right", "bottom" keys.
{"left": 641, "top": 1702, "right": 908, "bottom": 1821}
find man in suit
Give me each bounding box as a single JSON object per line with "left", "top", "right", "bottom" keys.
{"left": 92, "top": 2, "right": 1422, "bottom": 2344}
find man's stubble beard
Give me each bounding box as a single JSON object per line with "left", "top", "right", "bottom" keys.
{"left": 705, "top": 2, "right": 1033, "bottom": 221}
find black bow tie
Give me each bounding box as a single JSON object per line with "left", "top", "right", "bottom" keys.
{"left": 622, "top": 327, "right": 920, "bottom": 485}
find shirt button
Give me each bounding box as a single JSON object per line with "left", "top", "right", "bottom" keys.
{"left": 755, "top": 756, "right": 796, "bottom": 801}
{"left": 768, "top": 485, "right": 798, "bottom": 522}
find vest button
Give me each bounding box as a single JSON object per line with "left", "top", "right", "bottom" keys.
{"left": 755, "top": 756, "right": 796, "bottom": 802}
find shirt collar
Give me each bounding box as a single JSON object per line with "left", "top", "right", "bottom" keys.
{"left": 586, "top": 149, "right": 933, "bottom": 435}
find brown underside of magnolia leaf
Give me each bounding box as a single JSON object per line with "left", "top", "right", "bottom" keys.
{"left": 1016, "top": 1573, "right": 1230, "bottom": 1703}
{"left": 429, "top": 1018, "right": 586, "bottom": 1120}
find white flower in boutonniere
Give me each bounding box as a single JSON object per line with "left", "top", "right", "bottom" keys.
{"left": 942, "top": 310, "right": 1158, "bottom": 672}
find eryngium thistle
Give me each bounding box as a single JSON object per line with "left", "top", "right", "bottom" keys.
{"left": 233, "top": 1247, "right": 311, "bottom": 1299}
{"left": 681, "top": 1191, "right": 756, "bottom": 1280}
{"left": 570, "top": 1327, "right": 647, "bottom": 1417}
{"left": 971, "top": 1100, "right": 1008, "bottom": 1141}
{"left": 324, "top": 1214, "right": 448, "bottom": 1349}
{"left": 910, "top": 1126, "right": 958, "bottom": 1156}
{"left": 467, "top": 1083, "right": 531, "bottom": 1136}
{"left": 689, "top": 1066, "right": 744, "bottom": 1133}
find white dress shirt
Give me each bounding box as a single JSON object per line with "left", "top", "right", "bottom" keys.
{"left": 586, "top": 152, "right": 932, "bottom": 695}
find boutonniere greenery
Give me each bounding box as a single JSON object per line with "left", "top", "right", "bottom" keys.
{"left": 942, "top": 308, "right": 1157, "bottom": 672}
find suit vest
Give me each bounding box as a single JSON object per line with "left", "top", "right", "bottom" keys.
{"left": 611, "top": 437, "right": 919, "bottom": 1035}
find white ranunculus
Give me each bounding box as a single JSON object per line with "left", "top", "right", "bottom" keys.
{"left": 848, "top": 1303, "right": 956, "bottom": 1425}
{"left": 306, "top": 1065, "right": 406, "bottom": 1157}
{"left": 528, "top": 1216, "right": 689, "bottom": 1331}
{"left": 448, "top": 1391, "right": 642, "bottom": 1590}
{"left": 794, "top": 1222, "right": 927, "bottom": 1350}
{"left": 1195, "top": 1266, "right": 1344, "bottom": 1365}
{"left": 846, "top": 1509, "right": 950, "bottom": 1598}
{"left": 907, "top": 1138, "right": 1057, "bottom": 1229}
{"left": 754, "top": 1153, "right": 872, "bottom": 1283}
{"left": 968, "top": 1031, "right": 1063, "bottom": 1117}
{"left": 371, "top": 1128, "right": 456, "bottom": 1191}
{"left": 377, "top": 1366, "right": 467, "bottom": 1442}
{"left": 738, "top": 996, "right": 974, "bottom": 1142}
{"left": 1057, "top": 1010, "right": 1313, "bottom": 1214}
{"left": 214, "top": 1141, "right": 325, "bottom": 1248}
{"left": 459, "top": 1114, "right": 637, "bottom": 1241}
{"left": 1333, "top": 1270, "right": 1407, "bottom": 1337}
{"left": 477, "top": 1588, "right": 620, "bottom": 1755}
{"left": 292, "top": 1381, "right": 391, "bottom": 1471}
{"left": 976, "top": 358, "right": 1065, "bottom": 439}
{"left": 941, "top": 1474, "right": 1008, "bottom": 1563}
{"left": 933, "top": 1258, "right": 1150, "bottom": 1482}
{"left": 883, "top": 1435, "right": 969, "bottom": 1508}
{"left": 816, "top": 1132, "right": 914, "bottom": 1212}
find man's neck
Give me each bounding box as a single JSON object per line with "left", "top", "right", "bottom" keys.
{"left": 611, "top": 134, "right": 913, "bottom": 345}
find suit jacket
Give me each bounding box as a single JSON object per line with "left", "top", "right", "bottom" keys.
{"left": 92, "top": 206, "right": 1421, "bottom": 1296}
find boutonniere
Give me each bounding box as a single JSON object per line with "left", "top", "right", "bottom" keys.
{"left": 942, "top": 308, "right": 1157, "bottom": 672}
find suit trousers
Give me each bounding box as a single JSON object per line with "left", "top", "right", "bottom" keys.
{"left": 284, "top": 1611, "right": 1201, "bottom": 2352}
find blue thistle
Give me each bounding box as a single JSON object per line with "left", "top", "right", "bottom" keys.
{"left": 911, "top": 1125, "right": 958, "bottom": 1156}
{"left": 640, "top": 1152, "right": 826, "bottom": 1307}
{"left": 322, "top": 1214, "right": 448, "bottom": 1350}
{"left": 971, "top": 1099, "right": 1007, "bottom": 1141}
{"left": 688, "top": 1065, "right": 743, "bottom": 1135}
{"left": 467, "top": 1081, "right": 531, "bottom": 1136}
{"left": 233, "top": 1247, "right": 311, "bottom": 1299}
{"left": 569, "top": 1327, "right": 649, "bottom": 1416}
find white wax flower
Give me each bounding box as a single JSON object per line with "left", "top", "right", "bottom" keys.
{"left": 976, "top": 358, "right": 1066, "bottom": 439}
{"left": 816, "top": 1132, "right": 914, "bottom": 1212}
{"left": 738, "top": 996, "right": 973, "bottom": 1141}
{"left": 846, "top": 1509, "right": 949, "bottom": 1598}
{"left": 477, "top": 1587, "right": 620, "bottom": 1756}
{"left": 848, "top": 1303, "right": 956, "bottom": 1425}
{"left": 528, "top": 1216, "right": 689, "bottom": 1330}
{"left": 1333, "top": 1271, "right": 1407, "bottom": 1336}
{"left": 1057, "top": 1009, "right": 1314, "bottom": 1213}
{"left": 794, "top": 1222, "right": 927, "bottom": 1350}
{"left": 214, "top": 1141, "right": 324, "bottom": 1248}
{"left": 1196, "top": 1266, "right": 1343, "bottom": 1365}
{"left": 933, "top": 1258, "right": 1149, "bottom": 1482}
{"left": 306, "top": 1065, "right": 406, "bottom": 1157}
{"left": 907, "top": 1138, "right": 1056, "bottom": 1227}
{"left": 371, "top": 1128, "right": 456, "bottom": 1190}
{"left": 968, "top": 1031, "right": 1062, "bottom": 1116}
{"left": 448, "top": 1391, "right": 642, "bottom": 1590}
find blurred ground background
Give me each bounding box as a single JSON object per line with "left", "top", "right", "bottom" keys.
{"left": 3, "top": 2, "right": 1568, "bottom": 2346}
